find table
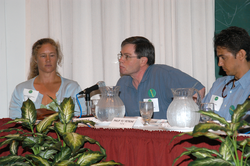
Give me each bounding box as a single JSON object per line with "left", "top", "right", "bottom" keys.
{"left": 0, "top": 118, "right": 248, "bottom": 166}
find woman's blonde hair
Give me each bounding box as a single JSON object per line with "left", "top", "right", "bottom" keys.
{"left": 28, "top": 38, "right": 62, "bottom": 80}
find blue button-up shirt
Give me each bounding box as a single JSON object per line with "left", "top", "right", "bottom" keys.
{"left": 9, "top": 76, "right": 86, "bottom": 119}
{"left": 203, "top": 70, "right": 250, "bottom": 120}
{"left": 116, "top": 64, "right": 204, "bottom": 119}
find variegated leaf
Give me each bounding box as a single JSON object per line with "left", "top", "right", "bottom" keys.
{"left": 39, "top": 149, "right": 58, "bottom": 159}
{"left": 36, "top": 113, "right": 59, "bottom": 133}
{"left": 193, "top": 123, "right": 227, "bottom": 134}
{"left": 77, "top": 151, "right": 105, "bottom": 166}
{"left": 21, "top": 98, "right": 37, "bottom": 124}
{"left": 54, "top": 160, "right": 78, "bottom": 166}
{"left": 189, "top": 157, "right": 232, "bottom": 166}
{"left": 198, "top": 110, "right": 229, "bottom": 127}
{"left": 0, "top": 155, "right": 27, "bottom": 165}
{"left": 219, "top": 137, "right": 234, "bottom": 161}
{"left": 192, "top": 132, "right": 225, "bottom": 142}
{"left": 10, "top": 140, "right": 19, "bottom": 155}
{"left": 91, "top": 160, "right": 122, "bottom": 166}
{"left": 26, "top": 154, "right": 50, "bottom": 166}
{"left": 170, "top": 132, "right": 193, "bottom": 144}
{"left": 232, "top": 98, "right": 250, "bottom": 123}
{"left": 53, "top": 147, "right": 71, "bottom": 164}
{"left": 59, "top": 97, "right": 75, "bottom": 124}
{"left": 63, "top": 133, "right": 85, "bottom": 154}
{"left": 22, "top": 136, "right": 44, "bottom": 148}
{"left": 54, "top": 122, "right": 78, "bottom": 136}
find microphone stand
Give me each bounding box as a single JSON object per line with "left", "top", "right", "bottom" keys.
{"left": 85, "top": 93, "right": 91, "bottom": 116}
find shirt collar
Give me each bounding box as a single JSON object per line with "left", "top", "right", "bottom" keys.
{"left": 140, "top": 65, "right": 153, "bottom": 83}
{"left": 127, "top": 65, "right": 153, "bottom": 88}
{"left": 225, "top": 70, "right": 250, "bottom": 89}
{"left": 237, "top": 70, "right": 250, "bottom": 89}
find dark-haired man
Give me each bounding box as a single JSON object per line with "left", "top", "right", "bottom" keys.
{"left": 203, "top": 26, "right": 250, "bottom": 120}
{"left": 116, "top": 36, "right": 205, "bottom": 119}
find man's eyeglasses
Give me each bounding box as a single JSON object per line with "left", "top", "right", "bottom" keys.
{"left": 222, "top": 78, "right": 237, "bottom": 98}
{"left": 117, "top": 53, "right": 138, "bottom": 61}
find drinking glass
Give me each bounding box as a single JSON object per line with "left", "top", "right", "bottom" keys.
{"left": 139, "top": 101, "right": 154, "bottom": 125}
{"left": 91, "top": 99, "right": 99, "bottom": 118}
{"left": 199, "top": 103, "right": 214, "bottom": 123}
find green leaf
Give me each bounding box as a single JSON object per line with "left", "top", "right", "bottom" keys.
{"left": 39, "top": 149, "right": 58, "bottom": 159}
{"left": 53, "top": 147, "right": 72, "bottom": 164}
{"left": 232, "top": 98, "right": 250, "bottom": 123}
{"left": 5, "top": 162, "right": 31, "bottom": 166}
{"left": 91, "top": 160, "right": 122, "bottom": 166}
{"left": 219, "top": 136, "right": 234, "bottom": 161}
{"left": 185, "top": 146, "right": 222, "bottom": 158}
{"left": 228, "top": 121, "right": 249, "bottom": 134}
{"left": 172, "top": 148, "right": 197, "bottom": 166}
{"left": 170, "top": 132, "right": 193, "bottom": 144}
{"left": 198, "top": 110, "right": 229, "bottom": 127}
{"left": 0, "top": 138, "right": 17, "bottom": 148}
{"left": 77, "top": 151, "right": 105, "bottom": 166}
{"left": 95, "top": 141, "right": 106, "bottom": 157}
{"left": 59, "top": 97, "right": 75, "bottom": 124}
{"left": 26, "top": 154, "right": 50, "bottom": 166}
{"left": 192, "top": 132, "right": 225, "bottom": 142}
{"left": 21, "top": 98, "right": 37, "bottom": 125}
{"left": 1, "top": 133, "right": 25, "bottom": 142}
{"left": 10, "top": 140, "right": 19, "bottom": 155}
{"left": 0, "top": 156, "right": 27, "bottom": 165}
{"left": 193, "top": 122, "right": 227, "bottom": 134}
{"left": 74, "top": 120, "right": 96, "bottom": 126}
{"left": 42, "top": 140, "right": 62, "bottom": 151}
{"left": 36, "top": 113, "right": 59, "bottom": 133}
{"left": 81, "top": 136, "right": 106, "bottom": 157}
{"left": 2, "top": 118, "right": 29, "bottom": 126}
{"left": 189, "top": 157, "right": 233, "bottom": 166}
{"left": 244, "top": 145, "right": 250, "bottom": 158}
{"left": 63, "top": 133, "right": 85, "bottom": 154}
{"left": 54, "top": 122, "right": 78, "bottom": 136}
{"left": 22, "top": 136, "right": 44, "bottom": 148}
{"left": 54, "top": 160, "right": 79, "bottom": 166}
{"left": 172, "top": 146, "right": 222, "bottom": 166}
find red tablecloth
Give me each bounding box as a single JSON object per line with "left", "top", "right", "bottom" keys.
{"left": 0, "top": 118, "right": 247, "bottom": 166}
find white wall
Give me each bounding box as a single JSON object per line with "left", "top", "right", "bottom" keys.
{"left": 0, "top": 0, "right": 215, "bottom": 119}
{"left": 0, "top": 0, "right": 26, "bottom": 118}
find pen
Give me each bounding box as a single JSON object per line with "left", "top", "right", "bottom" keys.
{"left": 86, "top": 123, "right": 94, "bottom": 128}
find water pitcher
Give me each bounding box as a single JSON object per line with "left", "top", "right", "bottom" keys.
{"left": 167, "top": 88, "right": 201, "bottom": 127}
{"left": 95, "top": 86, "right": 125, "bottom": 121}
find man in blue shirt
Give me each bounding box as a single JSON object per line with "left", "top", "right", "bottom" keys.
{"left": 203, "top": 26, "right": 250, "bottom": 120}
{"left": 116, "top": 36, "right": 205, "bottom": 119}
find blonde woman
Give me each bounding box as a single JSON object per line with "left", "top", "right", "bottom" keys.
{"left": 9, "top": 38, "right": 85, "bottom": 119}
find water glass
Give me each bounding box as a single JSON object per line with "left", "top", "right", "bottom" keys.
{"left": 91, "top": 99, "right": 99, "bottom": 118}
{"left": 139, "top": 101, "right": 154, "bottom": 125}
{"left": 200, "top": 103, "right": 214, "bottom": 123}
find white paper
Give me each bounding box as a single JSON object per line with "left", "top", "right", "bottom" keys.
{"left": 109, "top": 117, "right": 137, "bottom": 128}
{"left": 23, "top": 89, "right": 39, "bottom": 102}
{"left": 210, "top": 95, "right": 223, "bottom": 112}
{"left": 143, "top": 98, "right": 159, "bottom": 112}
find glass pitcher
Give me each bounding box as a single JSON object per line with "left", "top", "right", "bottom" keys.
{"left": 95, "top": 86, "right": 125, "bottom": 121}
{"left": 167, "top": 88, "right": 201, "bottom": 127}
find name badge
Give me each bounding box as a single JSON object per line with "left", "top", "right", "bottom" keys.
{"left": 23, "top": 89, "right": 39, "bottom": 102}
{"left": 109, "top": 118, "right": 137, "bottom": 128}
{"left": 143, "top": 98, "right": 159, "bottom": 112}
{"left": 210, "top": 95, "right": 223, "bottom": 112}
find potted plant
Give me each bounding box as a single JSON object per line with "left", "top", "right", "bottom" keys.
{"left": 0, "top": 97, "right": 122, "bottom": 166}
{"left": 171, "top": 98, "right": 250, "bottom": 166}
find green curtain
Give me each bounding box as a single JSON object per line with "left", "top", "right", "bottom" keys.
{"left": 215, "top": 0, "right": 250, "bottom": 79}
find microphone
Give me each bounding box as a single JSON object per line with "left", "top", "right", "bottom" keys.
{"left": 78, "top": 81, "right": 106, "bottom": 95}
